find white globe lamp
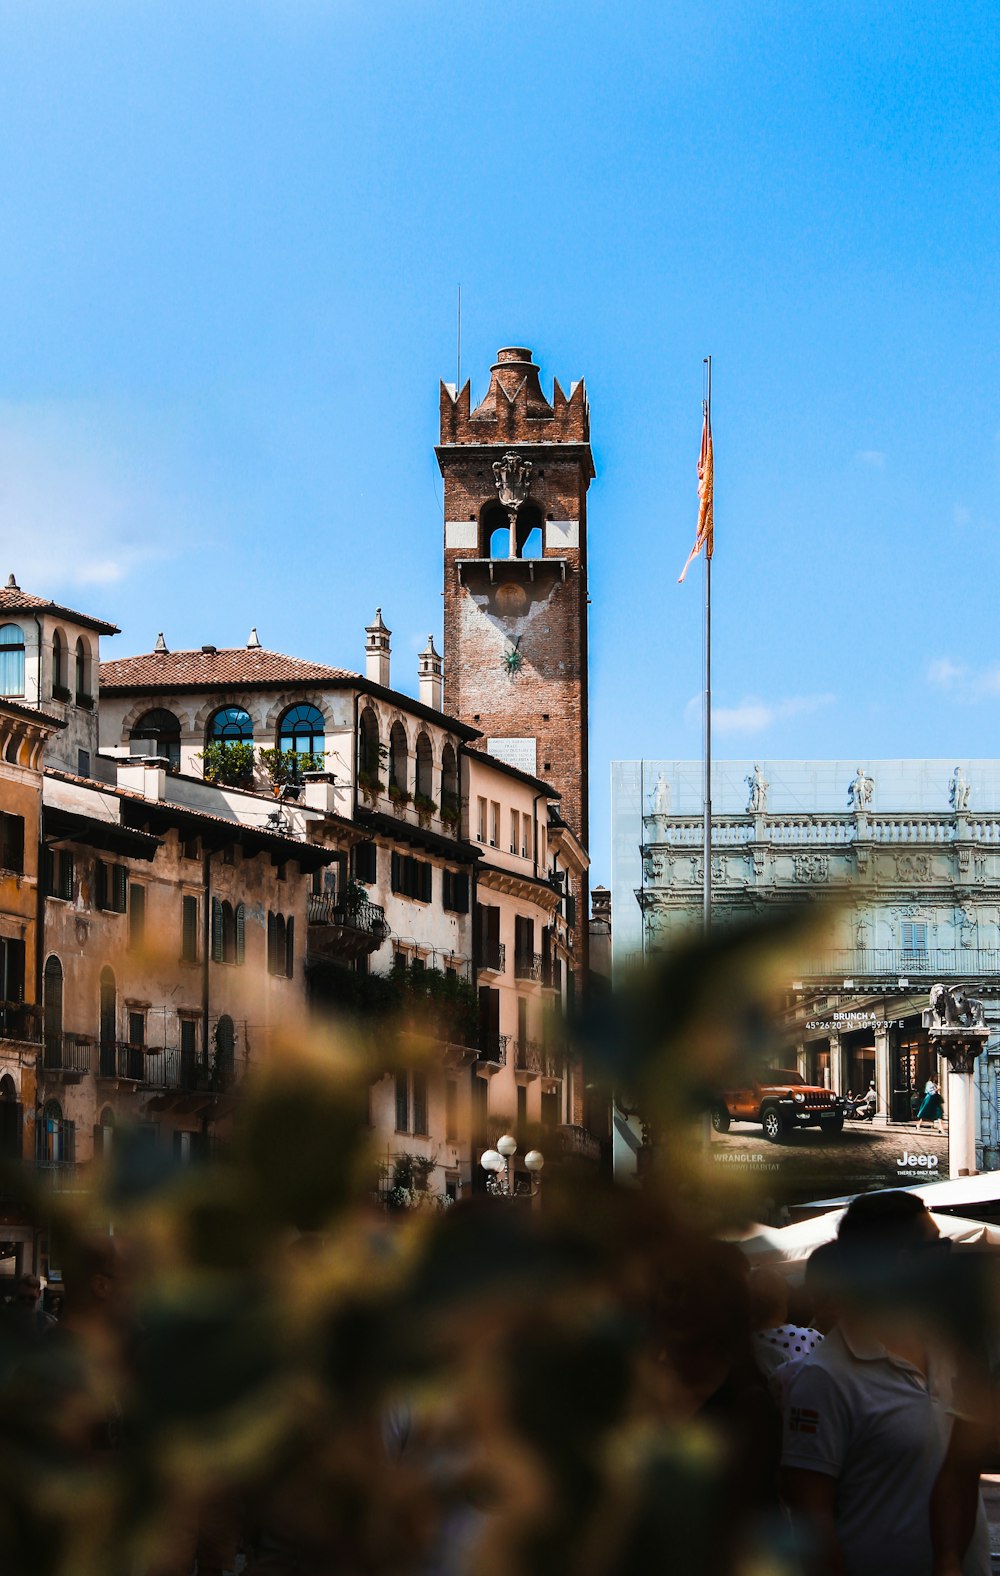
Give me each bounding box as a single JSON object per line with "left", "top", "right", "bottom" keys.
{"left": 524, "top": 1150, "right": 545, "bottom": 1173}
{"left": 480, "top": 1149, "right": 505, "bottom": 1173}
{"left": 496, "top": 1134, "right": 518, "bottom": 1158}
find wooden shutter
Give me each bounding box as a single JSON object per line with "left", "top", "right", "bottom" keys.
{"left": 182, "top": 896, "right": 198, "bottom": 962}
{"left": 235, "top": 903, "right": 246, "bottom": 965}
{"left": 0, "top": 814, "right": 24, "bottom": 873}
{"left": 113, "top": 864, "right": 128, "bottom": 913}
{"left": 391, "top": 851, "right": 401, "bottom": 893}
{"left": 95, "top": 861, "right": 108, "bottom": 910}
{"left": 212, "top": 898, "right": 224, "bottom": 963}
{"left": 420, "top": 862, "right": 432, "bottom": 903}
{"left": 395, "top": 1071, "right": 409, "bottom": 1133}
{"left": 412, "top": 1071, "right": 428, "bottom": 1136}
{"left": 60, "top": 853, "right": 75, "bottom": 902}
{"left": 285, "top": 916, "right": 294, "bottom": 979}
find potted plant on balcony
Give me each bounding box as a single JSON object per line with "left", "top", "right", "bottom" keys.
{"left": 199, "top": 741, "right": 256, "bottom": 789}
{"left": 260, "top": 747, "right": 327, "bottom": 791}
{"left": 439, "top": 791, "right": 460, "bottom": 830}
{"left": 388, "top": 782, "right": 411, "bottom": 815}
{"left": 413, "top": 792, "right": 437, "bottom": 827}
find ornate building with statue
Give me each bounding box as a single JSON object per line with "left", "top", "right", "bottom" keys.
{"left": 611, "top": 758, "right": 1000, "bottom": 1168}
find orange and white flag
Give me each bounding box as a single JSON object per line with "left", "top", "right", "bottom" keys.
{"left": 678, "top": 405, "right": 714, "bottom": 583}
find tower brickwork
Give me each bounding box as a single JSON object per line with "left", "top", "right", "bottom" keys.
{"left": 437, "top": 347, "right": 594, "bottom": 853}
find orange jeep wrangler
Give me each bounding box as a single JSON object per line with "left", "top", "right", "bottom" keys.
{"left": 711, "top": 1069, "right": 844, "bottom": 1142}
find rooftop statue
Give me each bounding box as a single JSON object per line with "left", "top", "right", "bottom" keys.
{"left": 649, "top": 772, "right": 670, "bottom": 816}
{"left": 949, "top": 765, "right": 971, "bottom": 812}
{"left": 848, "top": 765, "right": 873, "bottom": 812}
{"left": 745, "top": 762, "right": 768, "bottom": 814}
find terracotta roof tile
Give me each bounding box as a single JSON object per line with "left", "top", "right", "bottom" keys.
{"left": 99, "top": 647, "right": 358, "bottom": 693}
{"left": 0, "top": 585, "right": 118, "bottom": 635}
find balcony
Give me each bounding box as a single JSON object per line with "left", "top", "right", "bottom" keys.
{"left": 541, "top": 956, "right": 561, "bottom": 992}
{"left": 477, "top": 941, "right": 506, "bottom": 975}
{"left": 792, "top": 948, "right": 1000, "bottom": 986}
{"left": 97, "top": 1042, "right": 145, "bottom": 1082}
{"left": 477, "top": 1033, "right": 509, "bottom": 1072}
{"left": 42, "top": 1033, "right": 93, "bottom": 1080}
{"left": 513, "top": 1040, "right": 561, "bottom": 1081}
{"left": 0, "top": 1001, "right": 41, "bottom": 1044}
{"left": 307, "top": 892, "right": 389, "bottom": 960}
{"left": 514, "top": 950, "right": 542, "bottom": 982}
{"left": 556, "top": 1124, "right": 602, "bottom": 1163}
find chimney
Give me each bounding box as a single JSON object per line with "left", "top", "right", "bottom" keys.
{"left": 418, "top": 634, "right": 443, "bottom": 712}
{"left": 154, "top": 632, "right": 168, "bottom": 654}
{"left": 365, "top": 608, "right": 391, "bottom": 688}
{"left": 247, "top": 627, "right": 261, "bottom": 649}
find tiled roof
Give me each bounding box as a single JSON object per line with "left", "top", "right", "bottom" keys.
{"left": 0, "top": 585, "right": 118, "bottom": 635}
{"left": 99, "top": 647, "right": 358, "bottom": 693}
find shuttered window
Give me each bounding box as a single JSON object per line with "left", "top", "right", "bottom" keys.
{"left": 354, "top": 842, "right": 377, "bottom": 883}
{"left": 212, "top": 897, "right": 224, "bottom": 962}
{"left": 128, "top": 885, "right": 146, "bottom": 949}
{"left": 181, "top": 896, "right": 198, "bottom": 962}
{"left": 442, "top": 870, "right": 469, "bottom": 913}
{"left": 412, "top": 1072, "right": 428, "bottom": 1137}
{"left": 0, "top": 813, "right": 24, "bottom": 874}
{"left": 395, "top": 1071, "right": 409, "bottom": 1133}
{"left": 235, "top": 903, "right": 246, "bottom": 966}
{"left": 390, "top": 852, "right": 432, "bottom": 902}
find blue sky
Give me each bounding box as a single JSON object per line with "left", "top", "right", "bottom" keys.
{"left": 1, "top": 0, "right": 998, "bottom": 884}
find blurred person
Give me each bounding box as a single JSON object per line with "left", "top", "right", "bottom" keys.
{"left": 917, "top": 1081, "right": 944, "bottom": 1132}
{"left": 749, "top": 1266, "right": 824, "bottom": 1378}
{"left": 3, "top": 1273, "right": 56, "bottom": 1340}
{"left": 780, "top": 1191, "right": 990, "bottom": 1576}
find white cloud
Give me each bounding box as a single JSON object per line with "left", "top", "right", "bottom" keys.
{"left": 0, "top": 402, "right": 190, "bottom": 595}
{"left": 926, "top": 657, "right": 1000, "bottom": 702}
{"left": 684, "top": 692, "right": 835, "bottom": 736}
{"left": 855, "top": 449, "right": 886, "bottom": 469}
{"left": 927, "top": 657, "right": 967, "bottom": 688}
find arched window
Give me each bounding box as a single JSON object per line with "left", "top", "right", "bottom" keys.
{"left": 130, "top": 709, "right": 181, "bottom": 771}
{"left": 441, "top": 742, "right": 459, "bottom": 823}
{"left": 267, "top": 912, "right": 293, "bottom": 977}
{"left": 358, "top": 706, "right": 381, "bottom": 784}
{"left": 515, "top": 503, "right": 544, "bottom": 560}
{"left": 38, "top": 1098, "right": 73, "bottom": 1165}
{"left": 388, "top": 722, "right": 408, "bottom": 794}
{"left": 211, "top": 898, "right": 241, "bottom": 964}
{"left": 214, "top": 1015, "right": 235, "bottom": 1087}
{"left": 208, "top": 706, "right": 253, "bottom": 742}
{"left": 43, "top": 956, "right": 63, "bottom": 1065}
{"left": 481, "top": 502, "right": 510, "bottom": 560}
{"left": 415, "top": 732, "right": 433, "bottom": 800}
{"left": 99, "top": 966, "right": 116, "bottom": 1076}
{"left": 52, "top": 630, "right": 67, "bottom": 695}
{"left": 75, "top": 637, "right": 89, "bottom": 700}
{"left": 277, "top": 704, "right": 325, "bottom": 765}
{"left": 0, "top": 625, "right": 25, "bottom": 697}
{"left": 0, "top": 1072, "right": 19, "bottom": 1161}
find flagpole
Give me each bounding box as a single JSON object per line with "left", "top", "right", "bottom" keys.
{"left": 703, "top": 356, "right": 712, "bottom": 936}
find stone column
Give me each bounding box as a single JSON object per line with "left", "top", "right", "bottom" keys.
{"left": 873, "top": 1024, "right": 891, "bottom": 1126}
{"left": 926, "top": 1027, "right": 989, "bottom": 1178}
{"left": 828, "top": 1031, "right": 847, "bottom": 1098}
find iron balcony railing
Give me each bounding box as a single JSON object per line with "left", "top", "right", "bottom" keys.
{"left": 308, "top": 893, "right": 388, "bottom": 939}
{"left": 98, "top": 1042, "right": 146, "bottom": 1081}
{"left": 0, "top": 1001, "right": 42, "bottom": 1043}
{"left": 514, "top": 1040, "right": 561, "bottom": 1078}
{"left": 43, "top": 1033, "right": 94, "bottom": 1076}
{"left": 793, "top": 948, "right": 1000, "bottom": 981}
{"left": 478, "top": 1032, "right": 509, "bottom": 1068}
{"left": 477, "top": 940, "right": 506, "bottom": 974}
{"left": 556, "top": 1124, "right": 602, "bottom": 1163}
{"left": 514, "top": 950, "right": 542, "bottom": 982}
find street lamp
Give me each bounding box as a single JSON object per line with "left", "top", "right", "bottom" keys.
{"left": 480, "top": 1133, "right": 544, "bottom": 1198}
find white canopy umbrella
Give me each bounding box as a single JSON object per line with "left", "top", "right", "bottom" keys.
{"left": 735, "top": 1208, "right": 1000, "bottom": 1270}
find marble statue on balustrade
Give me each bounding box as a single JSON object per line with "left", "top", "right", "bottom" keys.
{"left": 848, "top": 766, "right": 874, "bottom": 812}
{"left": 746, "top": 762, "right": 768, "bottom": 814}
{"left": 949, "top": 766, "right": 971, "bottom": 812}
{"left": 649, "top": 773, "right": 671, "bottom": 817}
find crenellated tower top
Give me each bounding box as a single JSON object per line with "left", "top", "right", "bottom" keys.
{"left": 440, "top": 346, "right": 591, "bottom": 453}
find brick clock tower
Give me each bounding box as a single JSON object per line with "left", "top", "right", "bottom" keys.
{"left": 437, "top": 346, "right": 593, "bottom": 864}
